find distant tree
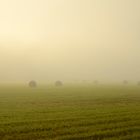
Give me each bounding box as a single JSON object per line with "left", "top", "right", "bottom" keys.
{"left": 94, "top": 80, "right": 99, "bottom": 85}
{"left": 138, "top": 81, "right": 140, "bottom": 86}
{"left": 82, "top": 80, "right": 87, "bottom": 83}
{"left": 55, "top": 81, "right": 63, "bottom": 87}
{"left": 29, "top": 80, "right": 37, "bottom": 88}
{"left": 123, "top": 80, "right": 128, "bottom": 85}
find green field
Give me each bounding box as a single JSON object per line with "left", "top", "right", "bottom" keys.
{"left": 0, "top": 85, "right": 140, "bottom": 140}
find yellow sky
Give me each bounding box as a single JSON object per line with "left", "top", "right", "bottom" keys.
{"left": 0, "top": 0, "right": 140, "bottom": 83}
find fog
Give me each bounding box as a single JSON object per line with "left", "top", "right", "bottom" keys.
{"left": 0, "top": 0, "right": 140, "bottom": 83}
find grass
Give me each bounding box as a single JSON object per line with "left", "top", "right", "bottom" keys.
{"left": 0, "top": 84, "right": 140, "bottom": 140}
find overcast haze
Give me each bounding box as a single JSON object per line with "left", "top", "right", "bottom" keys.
{"left": 0, "top": 0, "right": 140, "bottom": 83}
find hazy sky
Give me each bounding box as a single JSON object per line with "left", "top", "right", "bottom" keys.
{"left": 0, "top": 0, "right": 140, "bottom": 83}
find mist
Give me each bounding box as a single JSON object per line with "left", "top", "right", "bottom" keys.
{"left": 0, "top": 0, "right": 140, "bottom": 83}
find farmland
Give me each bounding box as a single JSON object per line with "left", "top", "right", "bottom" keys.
{"left": 0, "top": 84, "right": 140, "bottom": 140}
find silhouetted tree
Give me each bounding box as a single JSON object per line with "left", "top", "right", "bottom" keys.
{"left": 123, "top": 80, "right": 128, "bottom": 85}
{"left": 55, "top": 81, "right": 63, "bottom": 87}
{"left": 29, "top": 80, "right": 37, "bottom": 88}
{"left": 94, "top": 80, "right": 98, "bottom": 85}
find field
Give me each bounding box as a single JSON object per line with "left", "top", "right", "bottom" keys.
{"left": 0, "top": 84, "right": 140, "bottom": 140}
